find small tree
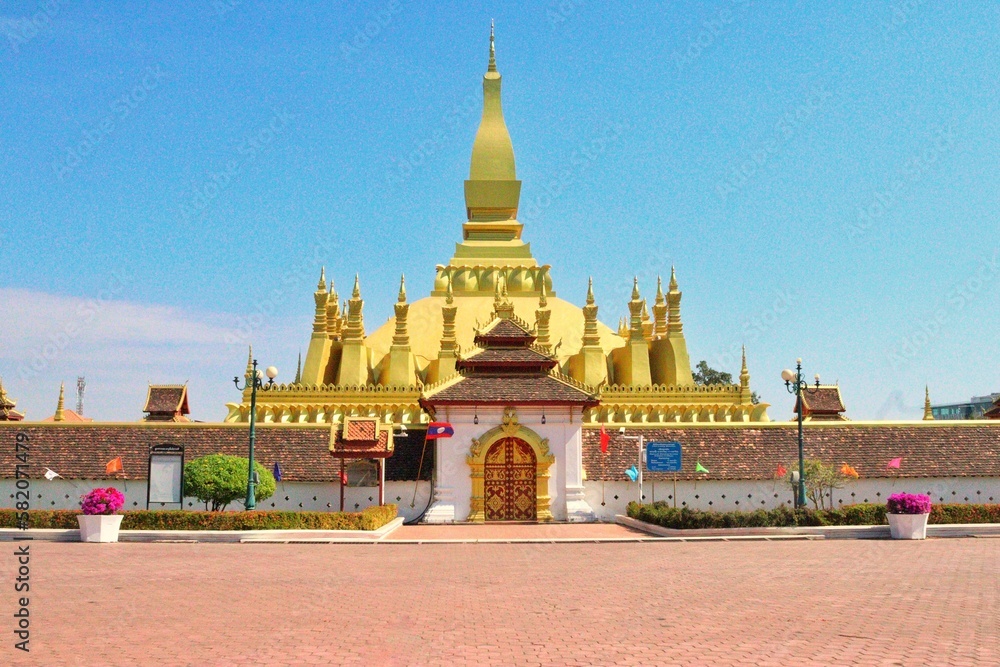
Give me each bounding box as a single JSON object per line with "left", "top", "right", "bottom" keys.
{"left": 693, "top": 360, "right": 761, "bottom": 404}
{"left": 183, "top": 454, "right": 276, "bottom": 511}
{"left": 785, "top": 459, "right": 845, "bottom": 510}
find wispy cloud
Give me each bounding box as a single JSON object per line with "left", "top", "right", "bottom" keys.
{"left": 0, "top": 289, "right": 301, "bottom": 421}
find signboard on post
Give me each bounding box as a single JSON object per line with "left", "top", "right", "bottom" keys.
{"left": 147, "top": 444, "right": 184, "bottom": 509}
{"left": 645, "top": 441, "right": 682, "bottom": 472}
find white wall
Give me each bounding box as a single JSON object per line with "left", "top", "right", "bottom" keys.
{"left": 1, "top": 479, "right": 431, "bottom": 523}
{"left": 583, "top": 477, "right": 1000, "bottom": 522}
{"left": 7, "top": 476, "right": 996, "bottom": 524}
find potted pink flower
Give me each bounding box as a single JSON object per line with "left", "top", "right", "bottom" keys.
{"left": 78, "top": 487, "right": 126, "bottom": 543}
{"left": 886, "top": 492, "right": 932, "bottom": 540}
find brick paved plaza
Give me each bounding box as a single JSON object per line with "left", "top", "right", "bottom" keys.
{"left": 2, "top": 537, "right": 997, "bottom": 666}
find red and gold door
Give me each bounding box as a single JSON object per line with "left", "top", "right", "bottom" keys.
{"left": 483, "top": 437, "right": 537, "bottom": 521}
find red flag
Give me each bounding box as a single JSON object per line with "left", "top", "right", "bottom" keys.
{"left": 106, "top": 457, "right": 123, "bottom": 475}
{"left": 775, "top": 464, "right": 787, "bottom": 478}
{"left": 887, "top": 457, "right": 902, "bottom": 469}
{"left": 340, "top": 468, "right": 348, "bottom": 486}
{"left": 600, "top": 424, "right": 609, "bottom": 453}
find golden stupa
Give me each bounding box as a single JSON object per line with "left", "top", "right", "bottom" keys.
{"left": 225, "top": 28, "right": 769, "bottom": 426}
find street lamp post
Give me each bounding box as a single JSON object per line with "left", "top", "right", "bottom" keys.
{"left": 621, "top": 429, "right": 646, "bottom": 504}
{"left": 782, "top": 358, "right": 821, "bottom": 509}
{"left": 233, "top": 357, "right": 277, "bottom": 511}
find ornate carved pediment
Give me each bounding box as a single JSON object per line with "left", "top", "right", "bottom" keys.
{"left": 500, "top": 406, "right": 519, "bottom": 435}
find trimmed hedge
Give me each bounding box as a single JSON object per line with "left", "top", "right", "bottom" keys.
{"left": 0, "top": 504, "right": 398, "bottom": 531}
{"left": 627, "top": 501, "right": 1000, "bottom": 529}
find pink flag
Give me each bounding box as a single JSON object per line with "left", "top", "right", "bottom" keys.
{"left": 887, "top": 457, "right": 902, "bottom": 469}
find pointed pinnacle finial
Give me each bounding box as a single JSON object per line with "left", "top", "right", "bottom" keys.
{"left": 742, "top": 345, "right": 748, "bottom": 372}
{"left": 669, "top": 266, "right": 678, "bottom": 291}
{"left": 352, "top": 274, "right": 361, "bottom": 299}
{"left": 446, "top": 274, "right": 454, "bottom": 304}
{"left": 539, "top": 281, "right": 548, "bottom": 308}
{"left": 295, "top": 351, "right": 302, "bottom": 384}
{"left": 245, "top": 345, "right": 254, "bottom": 373}
{"left": 631, "top": 277, "right": 641, "bottom": 301}
{"left": 923, "top": 385, "right": 934, "bottom": 420}
{"left": 317, "top": 267, "right": 327, "bottom": 291}
{"left": 586, "top": 277, "right": 595, "bottom": 304}
{"left": 398, "top": 274, "right": 407, "bottom": 302}
{"left": 54, "top": 382, "right": 65, "bottom": 421}
{"left": 488, "top": 20, "right": 496, "bottom": 73}
{"left": 656, "top": 275, "right": 664, "bottom": 301}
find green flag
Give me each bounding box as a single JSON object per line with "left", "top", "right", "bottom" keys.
{"left": 695, "top": 461, "right": 709, "bottom": 473}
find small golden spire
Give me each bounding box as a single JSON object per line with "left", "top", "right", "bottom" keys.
{"left": 631, "top": 276, "right": 641, "bottom": 301}
{"left": 656, "top": 276, "right": 665, "bottom": 303}
{"left": 54, "top": 382, "right": 65, "bottom": 422}
{"left": 539, "top": 280, "right": 548, "bottom": 308}
{"left": 294, "top": 351, "right": 302, "bottom": 384}
{"left": 352, "top": 274, "right": 361, "bottom": 299}
{"left": 923, "top": 385, "right": 934, "bottom": 420}
{"left": 398, "top": 274, "right": 407, "bottom": 303}
{"left": 244, "top": 345, "right": 254, "bottom": 379}
{"left": 488, "top": 19, "right": 496, "bottom": 73}
{"left": 586, "top": 277, "right": 595, "bottom": 305}
{"left": 317, "top": 267, "right": 326, "bottom": 291}
{"left": 669, "top": 266, "right": 678, "bottom": 291}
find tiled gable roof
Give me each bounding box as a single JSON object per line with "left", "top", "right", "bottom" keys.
{"left": 794, "top": 386, "right": 847, "bottom": 419}
{"left": 422, "top": 374, "right": 597, "bottom": 405}
{"left": 144, "top": 385, "right": 188, "bottom": 416}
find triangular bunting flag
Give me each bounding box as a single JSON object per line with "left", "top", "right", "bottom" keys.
{"left": 106, "top": 457, "right": 123, "bottom": 475}
{"left": 44, "top": 468, "right": 61, "bottom": 481}
{"left": 695, "top": 461, "right": 709, "bottom": 474}
{"left": 599, "top": 424, "right": 609, "bottom": 453}
{"left": 887, "top": 457, "right": 902, "bottom": 469}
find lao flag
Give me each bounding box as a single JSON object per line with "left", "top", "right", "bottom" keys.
{"left": 426, "top": 422, "right": 455, "bottom": 439}
{"left": 600, "top": 424, "right": 610, "bottom": 453}
{"left": 272, "top": 462, "right": 283, "bottom": 482}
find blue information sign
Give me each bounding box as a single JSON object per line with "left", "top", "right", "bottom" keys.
{"left": 645, "top": 441, "right": 682, "bottom": 472}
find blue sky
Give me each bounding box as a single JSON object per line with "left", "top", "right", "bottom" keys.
{"left": 1, "top": 1, "right": 998, "bottom": 421}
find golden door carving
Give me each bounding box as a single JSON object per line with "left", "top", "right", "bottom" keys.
{"left": 483, "top": 437, "right": 537, "bottom": 521}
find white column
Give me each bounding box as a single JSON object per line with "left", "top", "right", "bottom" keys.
{"left": 563, "top": 416, "right": 596, "bottom": 522}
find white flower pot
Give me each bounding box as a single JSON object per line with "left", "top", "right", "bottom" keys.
{"left": 887, "top": 512, "right": 929, "bottom": 540}
{"left": 77, "top": 515, "right": 124, "bottom": 543}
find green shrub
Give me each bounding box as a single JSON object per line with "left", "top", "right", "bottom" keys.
{"left": 626, "top": 502, "right": 1000, "bottom": 529}
{"left": 0, "top": 505, "right": 398, "bottom": 531}
{"left": 183, "top": 454, "right": 276, "bottom": 511}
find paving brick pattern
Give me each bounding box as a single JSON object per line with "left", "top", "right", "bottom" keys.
{"left": 2, "top": 539, "right": 997, "bottom": 666}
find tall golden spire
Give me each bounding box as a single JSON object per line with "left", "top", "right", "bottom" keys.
{"left": 653, "top": 275, "right": 668, "bottom": 338}
{"left": 582, "top": 277, "right": 600, "bottom": 347}
{"left": 245, "top": 345, "right": 254, "bottom": 376}
{"left": 488, "top": 19, "right": 496, "bottom": 73}
{"left": 294, "top": 351, "right": 302, "bottom": 384}
{"left": 54, "top": 382, "right": 66, "bottom": 422}
{"left": 535, "top": 282, "right": 552, "bottom": 353}
{"left": 445, "top": 25, "right": 536, "bottom": 279}
{"left": 326, "top": 277, "right": 341, "bottom": 339}
{"left": 343, "top": 275, "right": 365, "bottom": 341}
{"left": 923, "top": 385, "right": 934, "bottom": 420}
{"left": 392, "top": 274, "right": 410, "bottom": 346}
{"left": 627, "top": 278, "right": 645, "bottom": 343}
{"left": 441, "top": 276, "right": 458, "bottom": 354}
{"left": 337, "top": 275, "right": 370, "bottom": 386}
{"left": 667, "top": 266, "right": 683, "bottom": 335}
{"left": 312, "top": 268, "right": 328, "bottom": 335}
{"left": 740, "top": 345, "right": 752, "bottom": 404}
